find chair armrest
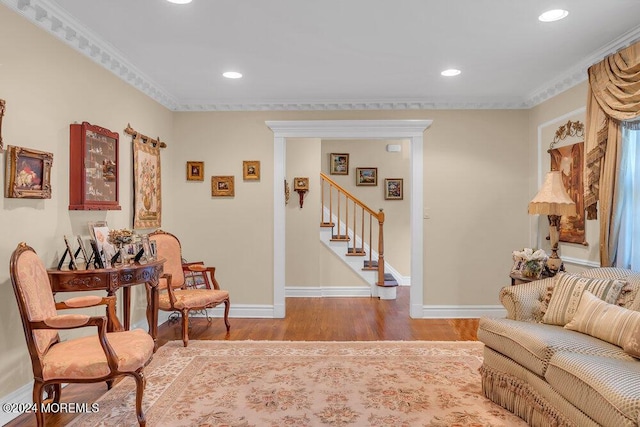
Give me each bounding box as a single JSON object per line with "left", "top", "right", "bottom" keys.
{"left": 182, "top": 263, "right": 220, "bottom": 290}
{"left": 55, "top": 295, "right": 123, "bottom": 331}
{"left": 499, "top": 277, "right": 556, "bottom": 321}
{"left": 161, "top": 273, "right": 177, "bottom": 307}
{"left": 44, "top": 314, "right": 90, "bottom": 328}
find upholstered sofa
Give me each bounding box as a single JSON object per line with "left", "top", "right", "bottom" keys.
{"left": 478, "top": 268, "right": 640, "bottom": 427}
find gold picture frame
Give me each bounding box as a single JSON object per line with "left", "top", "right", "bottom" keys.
{"left": 243, "top": 160, "right": 260, "bottom": 180}
{"left": 293, "top": 177, "right": 309, "bottom": 191}
{"left": 0, "top": 99, "right": 5, "bottom": 150}
{"left": 186, "top": 161, "right": 204, "bottom": 181}
{"left": 212, "top": 175, "right": 235, "bottom": 197}
{"left": 356, "top": 167, "right": 377, "bottom": 186}
{"left": 4, "top": 145, "right": 53, "bottom": 198}
{"left": 330, "top": 153, "right": 349, "bottom": 175}
{"left": 384, "top": 178, "right": 403, "bottom": 200}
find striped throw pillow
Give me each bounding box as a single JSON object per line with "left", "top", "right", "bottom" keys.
{"left": 542, "top": 272, "right": 625, "bottom": 326}
{"left": 564, "top": 290, "right": 640, "bottom": 347}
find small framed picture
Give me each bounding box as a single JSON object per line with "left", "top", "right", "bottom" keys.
{"left": 330, "top": 153, "right": 349, "bottom": 175}
{"left": 63, "top": 235, "right": 77, "bottom": 270}
{"left": 212, "top": 175, "right": 235, "bottom": 197}
{"left": 77, "top": 235, "right": 90, "bottom": 266}
{"left": 384, "top": 178, "right": 403, "bottom": 200}
{"left": 293, "top": 177, "right": 309, "bottom": 191}
{"left": 4, "top": 145, "right": 53, "bottom": 198}
{"left": 186, "top": 161, "right": 204, "bottom": 181}
{"left": 356, "top": 167, "right": 377, "bottom": 186}
{"left": 243, "top": 160, "right": 260, "bottom": 180}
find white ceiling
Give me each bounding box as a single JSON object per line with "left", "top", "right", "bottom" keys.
{"left": 5, "top": 0, "right": 640, "bottom": 111}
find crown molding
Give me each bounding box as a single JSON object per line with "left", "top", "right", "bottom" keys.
{"left": 4, "top": 0, "right": 640, "bottom": 112}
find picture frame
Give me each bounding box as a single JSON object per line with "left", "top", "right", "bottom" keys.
{"left": 211, "top": 175, "right": 235, "bottom": 197}
{"left": 4, "top": 145, "right": 53, "bottom": 199}
{"left": 329, "top": 153, "right": 349, "bottom": 175}
{"left": 355, "top": 167, "right": 377, "bottom": 186}
{"left": 88, "top": 221, "right": 113, "bottom": 267}
{"left": 76, "top": 235, "right": 90, "bottom": 267}
{"left": 384, "top": 178, "right": 403, "bottom": 200}
{"left": 293, "top": 177, "right": 309, "bottom": 191}
{"left": 63, "top": 235, "right": 77, "bottom": 270}
{"left": 0, "top": 99, "right": 5, "bottom": 150}
{"left": 133, "top": 137, "right": 161, "bottom": 229}
{"left": 186, "top": 161, "right": 204, "bottom": 181}
{"left": 243, "top": 160, "right": 260, "bottom": 180}
{"left": 141, "top": 234, "right": 153, "bottom": 261}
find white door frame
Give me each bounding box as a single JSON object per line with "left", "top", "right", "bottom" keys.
{"left": 266, "top": 120, "right": 432, "bottom": 318}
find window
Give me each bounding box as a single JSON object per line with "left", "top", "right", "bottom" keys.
{"left": 615, "top": 124, "right": 640, "bottom": 269}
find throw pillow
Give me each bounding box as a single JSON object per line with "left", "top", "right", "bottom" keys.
{"left": 623, "top": 322, "right": 640, "bottom": 359}
{"left": 564, "top": 290, "right": 640, "bottom": 347}
{"left": 542, "top": 272, "right": 626, "bottom": 326}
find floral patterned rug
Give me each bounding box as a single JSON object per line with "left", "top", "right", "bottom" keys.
{"left": 68, "top": 340, "right": 526, "bottom": 426}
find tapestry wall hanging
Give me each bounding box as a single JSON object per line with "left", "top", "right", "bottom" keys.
{"left": 133, "top": 136, "right": 161, "bottom": 228}
{"left": 549, "top": 141, "right": 586, "bottom": 245}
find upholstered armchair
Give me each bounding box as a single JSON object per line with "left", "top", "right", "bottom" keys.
{"left": 148, "top": 230, "right": 230, "bottom": 346}
{"left": 9, "top": 242, "right": 155, "bottom": 427}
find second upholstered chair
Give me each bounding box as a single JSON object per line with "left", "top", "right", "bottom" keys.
{"left": 148, "top": 230, "right": 230, "bottom": 346}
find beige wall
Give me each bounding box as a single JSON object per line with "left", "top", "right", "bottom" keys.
{"left": 0, "top": 3, "right": 598, "bottom": 405}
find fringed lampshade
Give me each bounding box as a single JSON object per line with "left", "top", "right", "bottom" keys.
{"left": 528, "top": 171, "right": 576, "bottom": 216}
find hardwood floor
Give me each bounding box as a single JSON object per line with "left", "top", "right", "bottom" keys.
{"left": 7, "top": 287, "right": 479, "bottom": 426}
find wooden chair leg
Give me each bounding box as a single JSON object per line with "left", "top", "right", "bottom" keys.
{"left": 223, "top": 298, "right": 231, "bottom": 331}
{"left": 132, "top": 370, "right": 147, "bottom": 426}
{"left": 32, "top": 381, "right": 45, "bottom": 427}
{"left": 181, "top": 309, "right": 190, "bottom": 347}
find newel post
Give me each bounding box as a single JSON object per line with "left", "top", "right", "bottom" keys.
{"left": 377, "top": 209, "right": 385, "bottom": 287}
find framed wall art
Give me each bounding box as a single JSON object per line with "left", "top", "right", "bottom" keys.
{"left": 133, "top": 136, "right": 161, "bottom": 228}
{"left": 0, "top": 99, "right": 5, "bottom": 150}
{"left": 243, "top": 160, "right": 260, "bottom": 180}
{"left": 293, "top": 177, "right": 309, "bottom": 191}
{"left": 212, "top": 175, "right": 235, "bottom": 197}
{"left": 549, "top": 141, "right": 586, "bottom": 245}
{"left": 4, "top": 145, "right": 53, "bottom": 198}
{"left": 384, "top": 178, "right": 403, "bottom": 200}
{"left": 356, "top": 167, "right": 377, "bottom": 186}
{"left": 330, "top": 153, "right": 349, "bottom": 175}
{"left": 186, "top": 161, "right": 204, "bottom": 181}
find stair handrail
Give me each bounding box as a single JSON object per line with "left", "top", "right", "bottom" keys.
{"left": 320, "top": 173, "right": 386, "bottom": 287}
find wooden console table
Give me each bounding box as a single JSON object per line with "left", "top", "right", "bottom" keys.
{"left": 47, "top": 258, "right": 165, "bottom": 350}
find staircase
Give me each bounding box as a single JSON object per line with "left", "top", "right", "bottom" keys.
{"left": 320, "top": 173, "right": 398, "bottom": 299}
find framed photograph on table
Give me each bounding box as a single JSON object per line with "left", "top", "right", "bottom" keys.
{"left": 186, "top": 161, "right": 204, "bottom": 181}
{"left": 384, "top": 178, "right": 403, "bottom": 200}
{"left": 330, "top": 153, "right": 349, "bottom": 175}
{"left": 356, "top": 167, "right": 377, "bottom": 186}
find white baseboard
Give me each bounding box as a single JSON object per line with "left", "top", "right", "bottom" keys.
{"left": 286, "top": 286, "right": 372, "bottom": 297}
{"left": 562, "top": 256, "right": 600, "bottom": 269}
{"left": 421, "top": 305, "right": 507, "bottom": 318}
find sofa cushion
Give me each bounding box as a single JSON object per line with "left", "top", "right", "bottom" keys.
{"left": 546, "top": 351, "right": 640, "bottom": 427}
{"left": 565, "top": 290, "right": 640, "bottom": 348}
{"left": 624, "top": 322, "right": 640, "bottom": 359}
{"left": 542, "top": 272, "right": 625, "bottom": 326}
{"left": 478, "top": 317, "right": 632, "bottom": 377}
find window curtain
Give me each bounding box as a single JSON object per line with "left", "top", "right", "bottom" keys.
{"left": 584, "top": 41, "right": 640, "bottom": 266}
{"left": 614, "top": 125, "right": 640, "bottom": 269}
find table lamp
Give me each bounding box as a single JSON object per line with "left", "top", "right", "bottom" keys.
{"left": 528, "top": 171, "right": 577, "bottom": 272}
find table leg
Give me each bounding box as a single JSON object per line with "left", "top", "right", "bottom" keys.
{"left": 122, "top": 286, "right": 131, "bottom": 330}
{"left": 146, "top": 283, "right": 159, "bottom": 352}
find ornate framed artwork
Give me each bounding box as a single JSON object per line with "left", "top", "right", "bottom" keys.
{"left": 133, "top": 137, "right": 161, "bottom": 228}
{"left": 4, "top": 145, "right": 53, "bottom": 199}
{"left": 243, "top": 160, "right": 260, "bottom": 180}
{"left": 384, "top": 178, "right": 403, "bottom": 200}
{"left": 186, "top": 161, "right": 204, "bottom": 181}
{"left": 212, "top": 175, "right": 235, "bottom": 197}
{"left": 330, "top": 153, "right": 349, "bottom": 175}
{"left": 0, "top": 99, "right": 5, "bottom": 150}
{"left": 549, "top": 141, "right": 586, "bottom": 245}
{"left": 356, "top": 167, "right": 377, "bottom": 186}
{"left": 293, "top": 177, "right": 309, "bottom": 191}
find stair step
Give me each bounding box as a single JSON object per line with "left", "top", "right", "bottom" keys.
{"left": 320, "top": 222, "right": 335, "bottom": 228}
{"left": 363, "top": 260, "right": 378, "bottom": 270}
{"left": 383, "top": 273, "right": 398, "bottom": 286}
{"left": 346, "top": 248, "right": 366, "bottom": 256}
{"left": 331, "top": 235, "right": 350, "bottom": 241}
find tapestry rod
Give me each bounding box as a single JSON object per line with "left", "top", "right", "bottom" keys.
{"left": 124, "top": 123, "right": 167, "bottom": 148}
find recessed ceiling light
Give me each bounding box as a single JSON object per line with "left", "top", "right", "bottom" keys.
{"left": 223, "top": 71, "right": 243, "bottom": 79}
{"left": 166, "top": 0, "right": 192, "bottom": 4}
{"left": 538, "top": 9, "right": 569, "bottom": 22}
{"left": 441, "top": 69, "right": 461, "bottom": 77}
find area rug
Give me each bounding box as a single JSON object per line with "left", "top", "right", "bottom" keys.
{"left": 68, "top": 340, "right": 526, "bottom": 426}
